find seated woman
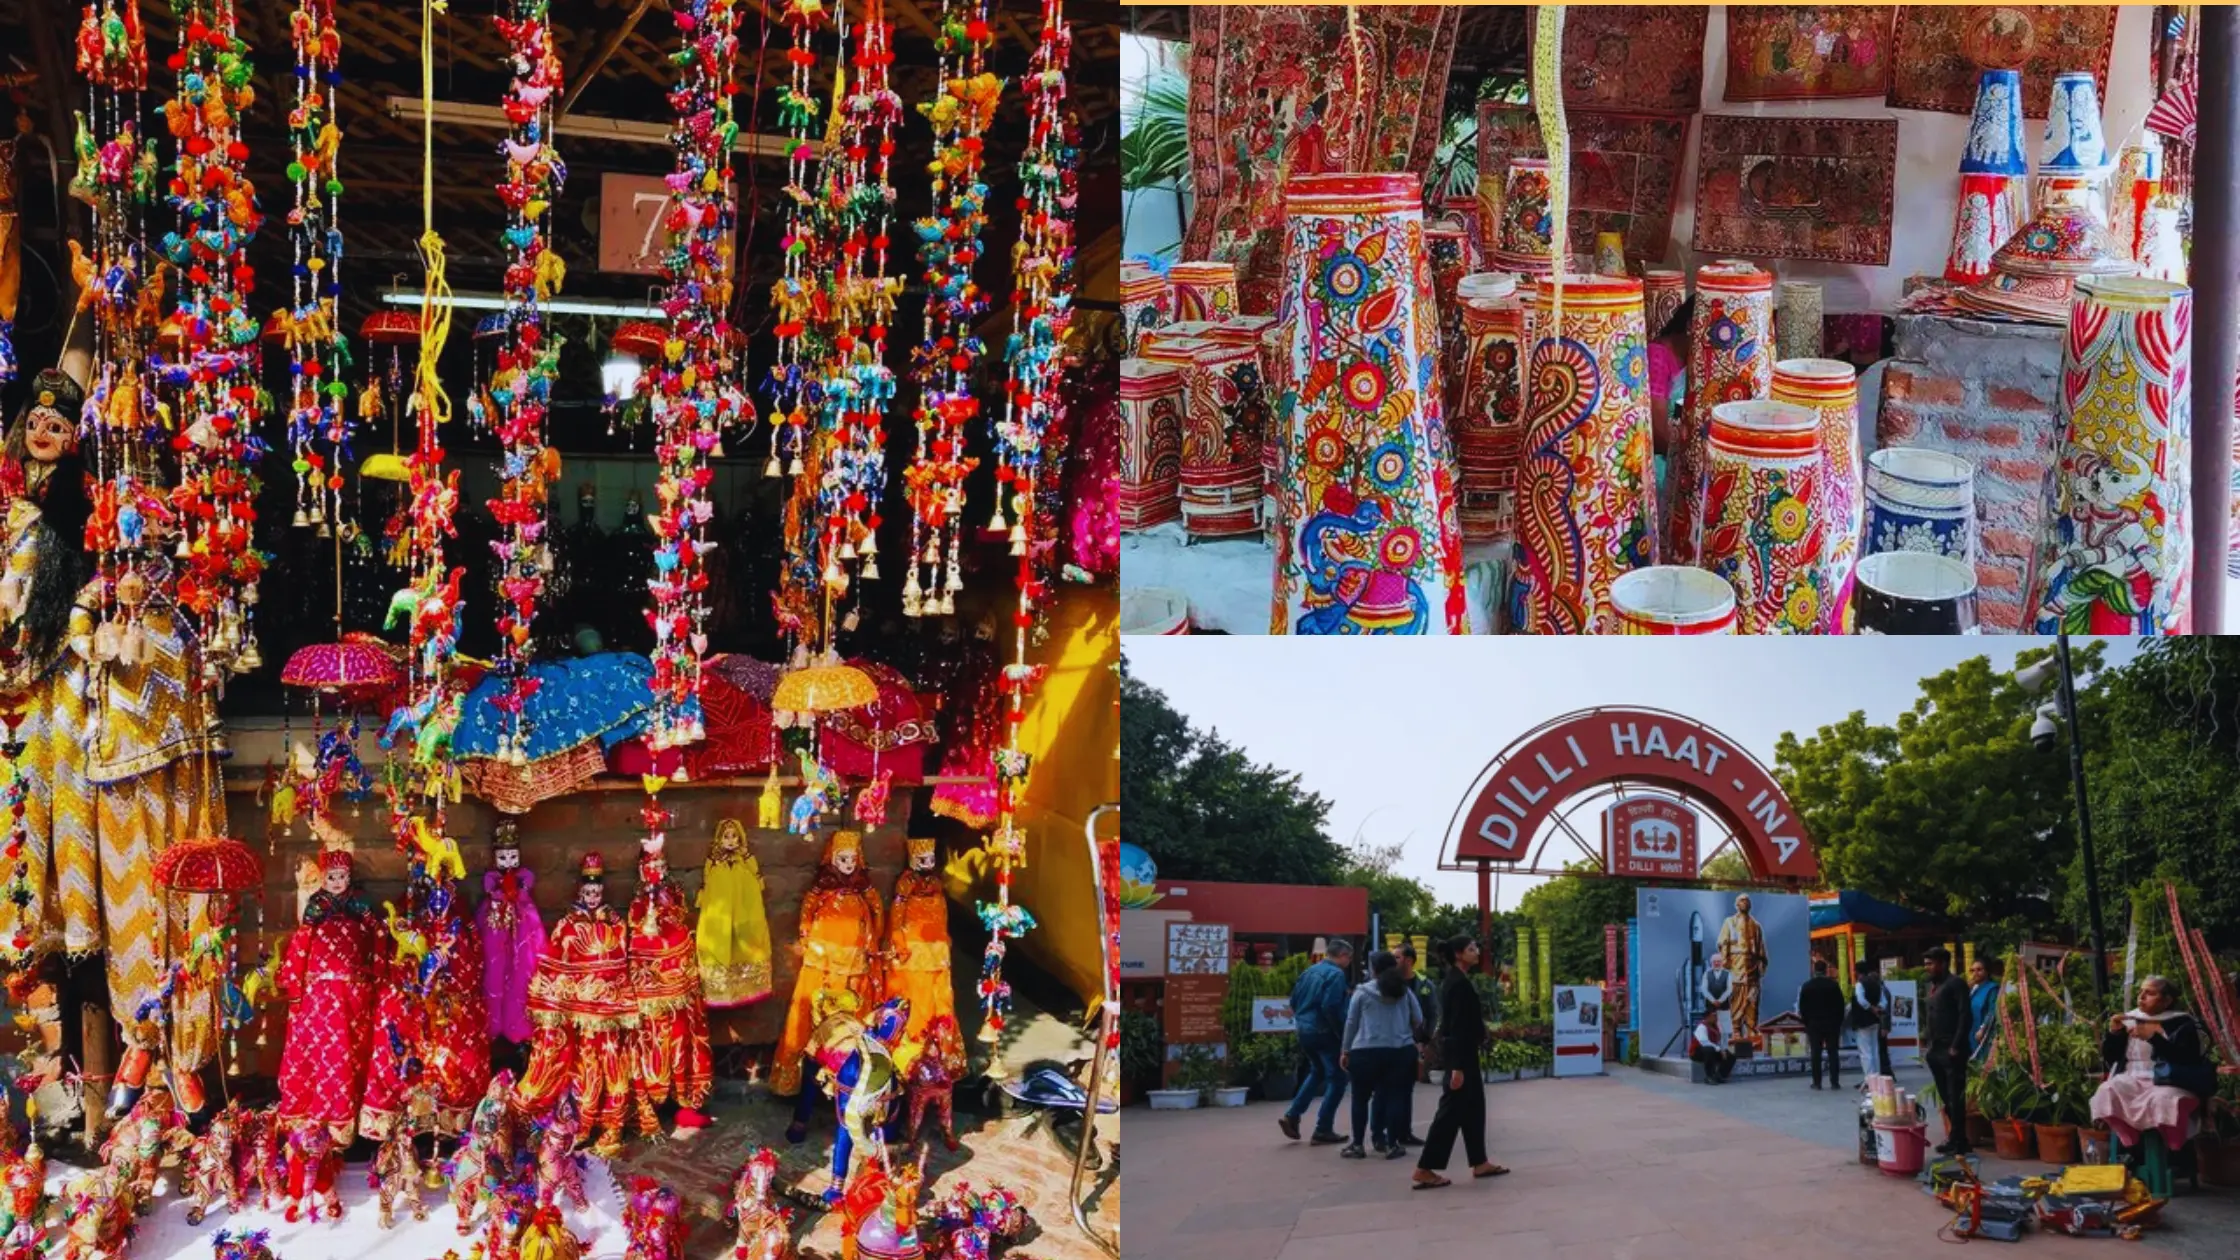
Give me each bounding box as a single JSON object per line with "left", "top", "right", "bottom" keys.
{"left": 2090, "top": 975, "right": 2210, "bottom": 1158}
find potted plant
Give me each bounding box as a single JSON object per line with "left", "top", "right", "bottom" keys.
{"left": 1149, "top": 1044, "right": 1218, "bottom": 1110}
{"left": 1120, "top": 1010, "right": 1163, "bottom": 1107}
{"left": 1208, "top": 1043, "right": 1251, "bottom": 1107}
{"left": 1235, "top": 1034, "right": 1298, "bottom": 1102}
{"left": 2198, "top": 1074, "right": 2240, "bottom": 1187}
{"left": 1977, "top": 1061, "right": 2037, "bottom": 1160}
{"left": 1961, "top": 1069, "right": 1997, "bottom": 1150}
{"left": 1517, "top": 1044, "right": 1552, "bottom": 1081}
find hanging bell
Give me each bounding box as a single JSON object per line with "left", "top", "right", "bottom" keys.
{"left": 838, "top": 539, "right": 857, "bottom": 562}
{"left": 988, "top": 505, "right": 1007, "bottom": 531}
{"left": 175, "top": 534, "right": 193, "bottom": 559}
{"left": 292, "top": 507, "right": 311, "bottom": 528}
{"left": 242, "top": 583, "right": 259, "bottom": 607}
{"left": 711, "top": 439, "right": 726, "bottom": 458}
{"left": 308, "top": 503, "right": 324, "bottom": 525}
{"left": 316, "top": 520, "right": 332, "bottom": 539}
{"left": 938, "top": 592, "right": 956, "bottom": 616}
{"left": 787, "top": 455, "right": 804, "bottom": 476}
{"left": 841, "top": 608, "right": 860, "bottom": 633}
{"left": 764, "top": 453, "right": 781, "bottom": 478}
{"left": 861, "top": 555, "right": 881, "bottom": 581}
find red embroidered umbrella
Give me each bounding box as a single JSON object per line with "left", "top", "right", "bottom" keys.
{"left": 152, "top": 837, "right": 265, "bottom": 897}
{"left": 280, "top": 637, "right": 400, "bottom": 704}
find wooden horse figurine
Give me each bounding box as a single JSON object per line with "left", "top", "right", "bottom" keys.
{"left": 726, "top": 1147, "right": 795, "bottom": 1260}
{"left": 836, "top": 1157, "right": 926, "bottom": 1260}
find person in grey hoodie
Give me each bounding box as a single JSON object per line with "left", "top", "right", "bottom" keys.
{"left": 1340, "top": 950, "right": 1423, "bottom": 1160}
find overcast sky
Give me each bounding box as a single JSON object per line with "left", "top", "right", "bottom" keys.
{"left": 1126, "top": 637, "right": 2140, "bottom": 910}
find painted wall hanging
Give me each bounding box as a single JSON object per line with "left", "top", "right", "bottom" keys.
{"left": 1723, "top": 6, "right": 1894, "bottom": 102}
{"left": 1540, "top": 5, "right": 1708, "bottom": 115}
{"left": 1691, "top": 114, "right": 1898, "bottom": 265}
{"left": 1887, "top": 6, "right": 2116, "bottom": 117}
{"left": 1476, "top": 104, "right": 1687, "bottom": 270}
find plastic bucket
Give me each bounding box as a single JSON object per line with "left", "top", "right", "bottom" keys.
{"left": 1875, "top": 1121, "right": 1928, "bottom": 1177}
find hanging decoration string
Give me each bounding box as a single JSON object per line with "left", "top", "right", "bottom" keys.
{"left": 281, "top": 0, "right": 351, "bottom": 584}
{"left": 1533, "top": 4, "right": 1568, "bottom": 322}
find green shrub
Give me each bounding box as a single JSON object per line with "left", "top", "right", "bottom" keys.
{"left": 1233, "top": 1033, "right": 1297, "bottom": 1083}
{"left": 1120, "top": 1010, "right": 1163, "bottom": 1084}
{"left": 1172, "top": 1044, "right": 1226, "bottom": 1096}
{"left": 1222, "top": 954, "right": 1314, "bottom": 1047}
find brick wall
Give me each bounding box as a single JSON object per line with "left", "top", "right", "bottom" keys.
{"left": 1874, "top": 313, "right": 2064, "bottom": 633}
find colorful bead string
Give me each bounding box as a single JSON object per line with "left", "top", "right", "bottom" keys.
{"left": 484, "top": 0, "right": 567, "bottom": 766}
{"left": 645, "top": 0, "right": 743, "bottom": 754}
{"left": 902, "top": 0, "right": 999, "bottom": 618}
{"left": 281, "top": 0, "right": 349, "bottom": 544}
{"left": 159, "top": 0, "right": 267, "bottom": 673}
{"left": 766, "top": 0, "right": 829, "bottom": 484}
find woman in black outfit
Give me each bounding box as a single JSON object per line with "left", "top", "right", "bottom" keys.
{"left": 1412, "top": 935, "right": 1509, "bottom": 1189}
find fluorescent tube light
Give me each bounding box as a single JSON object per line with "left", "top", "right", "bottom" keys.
{"left": 380, "top": 291, "right": 668, "bottom": 319}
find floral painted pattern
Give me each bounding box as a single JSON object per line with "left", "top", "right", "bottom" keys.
{"left": 1668, "top": 263, "right": 1773, "bottom": 565}
{"left": 1699, "top": 402, "right": 1829, "bottom": 635}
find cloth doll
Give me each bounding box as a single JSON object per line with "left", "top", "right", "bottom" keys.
{"left": 513, "top": 853, "right": 640, "bottom": 1155}
{"left": 697, "top": 819, "right": 773, "bottom": 1007}
{"left": 628, "top": 839, "right": 713, "bottom": 1130}
{"left": 481, "top": 817, "right": 547, "bottom": 1044}
{"left": 276, "top": 848, "right": 379, "bottom": 1142}
{"left": 884, "top": 836, "right": 954, "bottom": 1049}
{"left": 771, "top": 830, "right": 884, "bottom": 1097}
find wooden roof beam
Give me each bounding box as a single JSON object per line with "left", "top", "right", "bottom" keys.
{"left": 386, "top": 96, "right": 798, "bottom": 159}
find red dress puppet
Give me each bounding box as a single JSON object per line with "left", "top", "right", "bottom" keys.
{"left": 276, "top": 850, "right": 380, "bottom": 1142}
{"left": 628, "top": 841, "right": 713, "bottom": 1131}
{"left": 360, "top": 874, "right": 491, "bottom": 1139}
{"left": 513, "top": 853, "right": 640, "bottom": 1155}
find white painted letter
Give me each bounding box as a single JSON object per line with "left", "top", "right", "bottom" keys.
{"left": 1611, "top": 722, "right": 1641, "bottom": 757}
{"left": 1643, "top": 726, "right": 1671, "bottom": 759}
{"left": 1535, "top": 752, "right": 1575, "bottom": 785}
{"left": 1671, "top": 735, "right": 1702, "bottom": 770}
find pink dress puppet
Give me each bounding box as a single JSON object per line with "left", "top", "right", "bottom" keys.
{"left": 480, "top": 819, "right": 548, "bottom": 1044}
{"left": 276, "top": 850, "right": 380, "bottom": 1142}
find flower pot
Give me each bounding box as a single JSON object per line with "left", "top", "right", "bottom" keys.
{"left": 2034, "top": 1122, "right": 2080, "bottom": 1165}
{"left": 1992, "top": 1119, "right": 2036, "bottom": 1161}
{"left": 1211, "top": 1085, "right": 1251, "bottom": 1108}
{"left": 1146, "top": 1089, "right": 1202, "bottom": 1111}
{"left": 1965, "top": 1109, "right": 1995, "bottom": 1150}
{"left": 1517, "top": 1066, "right": 1546, "bottom": 1081}
{"left": 2077, "top": 1125, "right": 2113, "bottom": 1165}
{"left": 1483, "top": 1069, "right": 1515, "bottom": 1084}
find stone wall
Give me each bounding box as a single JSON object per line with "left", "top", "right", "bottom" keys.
{"left": 1874, "top": 313, "right": 2064, "bottom": 632}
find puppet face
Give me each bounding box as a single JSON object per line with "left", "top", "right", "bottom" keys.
{"left": 911, "top": 848, "right": 936, "bottom": 873}
{"left": 834, "top": 850, "right": 860, "bottom": 876}
{"left": 495, "top": 846, "right": 521, "bottom": 871}
{"left": 321, "top": 866, "right": 351, "bottom": 898}
{"left": 578, "top": 882, "right": 605, "bottom": 911}
{"left": 24, "top": 408, "right": 74, "bottom": 464}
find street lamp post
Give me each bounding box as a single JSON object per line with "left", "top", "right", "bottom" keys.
{"left": 2022, "top": 635, "right": 2109, "bottom": 1010}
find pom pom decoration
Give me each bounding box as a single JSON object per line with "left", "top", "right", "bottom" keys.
{"left": 279, "top": 0, "right": 351, "bottom": 546}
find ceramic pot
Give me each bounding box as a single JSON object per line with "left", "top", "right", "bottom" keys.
{"left": 1609, "top": 566, "right": 1738, "bottom": 634}
{"left": 1853, "top": 551, "right": 1979, "bottom": 634}
{"left": 1992, "top": 1119, "right": 2035, "bottom": 1160}
{"left": 1121, "top": 259, "right": 1172, "bottom": 354}
{"left": 1669, "top": 261, "right": 1773, "bottom": 565}
{"left": 2035, "top": 1123, "right": 2081, "bottom": 1166}
{"left": 1118, "top": 358, "right": 1186, "bottom": 529}
{"left": 1699, "top": 399, "right": 1827, "bottom": 635}
{"left": 1772, "top": 358, "right": 1862, "bottom": 632}
{"left": 1864, "top": 447, "right": 1977, "bottom": 562}
{"left": 1169, "top": 260, "right": 1239, "bottom": 322}
{"left": 2026, "top": 275, "right": 2195, "bottom": 635}
{"left": 1450, "top": 272, "right": 1526, "bottom": 545}
{"left": 1514, "top": 274, "right": 1654, "bottom": 634}
{"left": 1271, "top": 172, "right": 1468, "bottom": 635}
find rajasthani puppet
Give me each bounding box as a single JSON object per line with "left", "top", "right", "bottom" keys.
{"left": 770, "top": 830, "right": 884, "bottom": 1097}
{"left": 884, "top": 837, "right": 953, "bottom": 1050}
{"left": 696, "top": 819, "right": 772, "bottom": 1007}
{"left": 513, "top": 853, "right": 639, "bottom": 1155}
{"left": 480, "top": 818, "right": 546, "bottom": 1044}
{"left": 628, "top": 840, "right": 712, "bottom": 1130}
{"left": 361, "top": 872, "right": 490, "bottom": 1138}
{"left": 276, "top": 849, "right": 379, "bottom": 1141}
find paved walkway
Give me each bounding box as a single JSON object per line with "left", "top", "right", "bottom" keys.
{"left": 1124, "top": 1064, "right": 2238, "bottom": 1260}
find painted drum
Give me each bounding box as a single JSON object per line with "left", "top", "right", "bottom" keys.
{"left": 1119, "top": 358, "right": 1187, "bottom": 530}
{"left": 1169, "top": 260, "right": 1239, "bottom": 323}
{"left": 1853, "top": 551, "right": 1979, "bottom": 635}
{"left": 1699, "top": 399, "right": 1827, "bottom": 635}
{"left": 1669, "top": 261, "right": 1774, "bottom": 566}
{"left": 1121, "top": 259, "right": 1171, "bottom": 354}
{"left": 1609, "top": 566, "right": 1739, "bottom": 635}
{"left": 1772, "top": 358, "right": 1863, "bottom": 633}
{"left": 1863, "top": 446, "right": 1978, "bottom": 563}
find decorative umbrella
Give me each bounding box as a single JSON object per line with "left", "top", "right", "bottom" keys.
{"left": 151, "top": 836, "right": 266, "bottom": 1106}
{"left": 280, "top": 638, "right": 400, "bottom": 702}
{"left": 360, "top": 311, "right": 423, "bottom": 482}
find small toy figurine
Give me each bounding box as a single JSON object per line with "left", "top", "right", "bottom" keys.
{"left": 726, "top": 1148, "right": 794, "bottom": 1260}
{"left": 280, "top": 1120, "right": 342, "bottom": 1223}
{"left": 807, "top": 996, "right": 909, "bottom": 1203}
{"left": 836, "top": 1158, "right": 925, "bottom": 1260}
{"left": 235, "top": 1107, "right": 286, "bottom": 1211}
{"left": 54, "top": 1171, "right": 135, "bottom": 1260}
{"left": 927, "top": 1184, "right": 1030, "bottom": 1260}
{"left": 904, "top": 1016, "right": 968, "bottom": 1152}
{"left": 448, "top": 1070, "right": 519, "bottom": 1234}
{"left": 100, "top": 1085, "right": 185, "bottom": 1201}
{"left": 480, "top": 818, "right": 548, "bottom": 1046}
{"left": 623, "top": 1178, "right": 687, "bottom": 1260}
{"left": 0, "top": 1142, "right": 47, "bottom": 1260}
{"left": 479, "top": 1180, "right": 535, "bottom": 1260}
{"left": 211, "top": 1229, "right": 278, "bottom": 1260}
{"left": 182, "top": 1102, "right": 247, "bottom": 1224}
{"left": 531, "top": 1094, "right": 590, "bottom": 1214}
{"left": 370, "top": 1123, "right": 428, "bottom": 1228}
{"left": 517, "top": 1205, "right": 585, "bottom": 1260}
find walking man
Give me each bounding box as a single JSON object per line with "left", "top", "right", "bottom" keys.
{"left": 1278, "top": 939, "right": 1353, "bottom": 1144}
{"left": 1922, "top": 947, "right": 1975, "bottom": 1155}
{"left": 1798, "top": 958, "right": 1846, "bottom": 1090}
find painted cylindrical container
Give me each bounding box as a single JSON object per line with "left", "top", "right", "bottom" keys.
{"left": 1863, "top": 446, "right": 1977, "bottom": 562}
{"left": 1944, "top": 173, "right": 2023, "bottom": 284}
{"left": 1514, "top": 274, "right": 1654, "bottom": 634}
{"left": 1172, "top": 339, "right": 1268, "bottom": 540}
{"left": 1775, "top": 282, "right": 1824, "bottom": 362}
{"left": 1669, "top": 261, "right": 1774, "bottom": 565}
{"left": 1959, "top": 68, "right": 2028, "bottom": 176}
{"left": 1642, "top": 269, "right": 1687, "bottom": 336}
{"left": 1118, "top": 358, "right": 1186, "bottom": 529}
{"left": 1609, "top": 566, "right": 1738, "bottom": 635}
{"left": 1594, "top": 230, "right": 1627, "bottom": 278}
{"left": 1699, "top": 399, "right": 1828, "bottom": 635}
{"left": 1492, "top": 157, "right": 1556, "bottom": 277}
{"left": 1169, "top": 260, "right": 1239, "bottom": 322}
{"left": 2041, "top": 70, "right": 2109, "bottom": 174}
{"left": 1853, "top": 551, "right": 1979, "bottom": 634}
{"left": 2027, "top": 275, "right": 2195, "bottom": 635}
{"left": 1772, "top": 358, "right": 1862, "bottom": 633}
{"left": 1451, "top": 271, "right": 1526, "bottom": 544}
{"left": 1121, "top": 259, "right": 1171, "bottom": 354}
{"left": 1270, "top": 173, "right": 1468, "bottom": 635}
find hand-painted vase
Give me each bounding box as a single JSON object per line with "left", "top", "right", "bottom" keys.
{"left": 2139, "top": 203, "right": 2186, "bottom": 282}
{"left": 2042, "top": 71, "right": 2109, "bottom": 174}
{"left": 1170, "top": 260, "right": 1240, "bottom": 322}
{"left": 1853, "top": 551, "right": 1979, "bottom": 634}
{"left": 1863, "top": 446, "right": 1978, "bottom": 563}
{"left": 1270, "top": 173, "right": 1468, "bottom": 635}
{"left": 1492, "top": 158, "right": 1556, "bottom": 277}
{"left": 1609, "top": 566, "right": 1738, "bottom": 635}
{"left": 1121, "top": 260, "right": 1172, "bottom": 355}
{"left": 1514, "top": 275, "right": 1654, "bottom": 634}
{"left": 1442, "top": 196, "right": 1487, "bottom": 260}
{"left": 1943, "top": 174, "right": 2022, "bottom": 284}
{"left": 1699, "top": 399, "right": 1828, "bottom": 635}
{"left": 1593, "top": 231, "right": 1627, "bottom": 278}
{"left": 1426, "top": 220, "right": 1476, "bottom": 402}
{"left": 1642, "top": 269, "right": 1686, "bottom": 336}
{"left": 1960, "top": 68, "right": 2028, "bottom": 176}
{"left": 2111, "top": 140, "right": 2163, "bottom": 265}
{"left": 1772, "top": 358, "right": 1862, "bottom": 633}
{"left": 1119, "top": 358, "right": 1186, "bottom": 529}
{"left": 1774, "top": 283, "right": 1823, "bottom": 363}
{"left": 1170, "top": 339, "right": 1268, "bottom": 540}
{"left": 1668, "top": 261, "right": 1773, "bottom": 565}
{"left": 2027, "top": 275, "right": 2195, "bottom": 635}
{"left": 1451, "top": 271, "right": 1526, "bottom": 544}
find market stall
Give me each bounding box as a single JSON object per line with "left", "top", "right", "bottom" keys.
{"left": 1118, "top": 4, "right": 2234, "bottom": 635}
{"left": 0, "top": 0, "right": 1120, "bottom": 1257}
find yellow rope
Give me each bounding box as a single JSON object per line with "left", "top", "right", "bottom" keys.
{"left": 1534, "top": 5, "right": 1568, "bottom": 326}
{"left": 414, "top": 0, "right": 454, "bottom": 432}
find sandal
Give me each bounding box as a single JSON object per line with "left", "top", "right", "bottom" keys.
{"left": 1411, "top": 1173, "right": 1451, "bottom": 1190}
{"left": 1472, "top": 1164, "right": 1510, "bottom": 1178}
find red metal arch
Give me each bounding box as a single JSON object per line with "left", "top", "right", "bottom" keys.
{"left": 1440, "top": 706, "right": 1819, "bottom": 884}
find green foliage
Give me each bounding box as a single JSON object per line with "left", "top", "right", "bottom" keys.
{"left": 1121, "top": 58, "right": 1190, "bottom": 192}
{"left": 1121, "top": 665, "right": 1348, "bottom": 883}
{"left": 1340, "top": 841, "right": 1442, "bottom": 933}
{"left": 1233, "top": 1034, "right": 1297, "bottom": 1083}
{"left": 1221, "top": 953, "right": 1313, "bottom": 1047}
{"left": 1700, "top": 850, "right": 1753, "bottom": 886}
{"left": 1971, "top": 1060, "right": 2040, "bottom": 1123}
{"left": 1120, "top": 1009, "right": 1163, "bottom": 1083}
{"left": 1514, "top": 870, "right": 1639, "bottom": 984}
{"left": 1484, "top": 1040, "right": 1537, "bottom": 1075}
{"left": 1171, "top": 1044, "right": 1226, "bottom": 1096}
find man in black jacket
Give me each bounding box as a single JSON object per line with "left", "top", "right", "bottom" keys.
{"left": 1797, "top": 959, "right": 1847, "bottom": 1090}
{"left": 1921, "top": 947, "right": 1974, "bottom": 1154}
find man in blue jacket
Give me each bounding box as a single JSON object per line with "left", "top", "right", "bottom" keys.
{"left": 1278, "top": 938, "right": 1354, "bottom": 1144}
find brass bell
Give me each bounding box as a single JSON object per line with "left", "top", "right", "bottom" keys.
{"left": 292, "top": 508, "right": 311, "bottom": 528}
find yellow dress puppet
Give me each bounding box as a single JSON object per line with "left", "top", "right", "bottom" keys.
{"left": 883, "top": 837, "right": 953, "bottom": 1051}
{"left": 770, "top": 830, "right": 883, "bottom": 1096}
{"left": 696, "top": 819, "right": 773, "bottom": 1008}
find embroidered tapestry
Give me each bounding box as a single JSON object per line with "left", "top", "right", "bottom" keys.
{"left": 1184, "top": 4, "right": 1460, "bottom": 314}
{"left": 1886, "top": 5, "right": 2116, "bottom": 117}
{"left": 1476, "top": 104, "right": 1689, "bottom": 267}
{"left": 1535, "top": 6, "right": 1708, "bottom": 115}
{"left": 1691, "top": 115, "right": 1900, "bottom": 265}
{"left": 1724, "top": 6, "right": 1896, "bottom": 102}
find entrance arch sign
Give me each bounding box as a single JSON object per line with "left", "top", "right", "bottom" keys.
{"left": 1449, "top": 707, "right": 1818, "bottom": 882}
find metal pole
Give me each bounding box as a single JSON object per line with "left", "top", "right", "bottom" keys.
{"left": 2056, "top": 635, "right": 2109, "bottom": 1009}
{"left": 2192, "top": 6, "right": 2240, "bottom": 634}
{"left": 1071, "top": 805, "right": 1118, "bottom": 1257}
{"left": 1477, "top": 863, "right": 1493, "bottom": 974}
